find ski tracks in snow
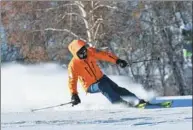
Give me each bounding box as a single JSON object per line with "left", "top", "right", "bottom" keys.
{"left": 1, "top": 107, "right": 192, "bottom": 130}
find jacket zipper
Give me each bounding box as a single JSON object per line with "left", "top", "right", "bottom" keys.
{"left": 84, "top": 60, "right": 97, "bottom": 81}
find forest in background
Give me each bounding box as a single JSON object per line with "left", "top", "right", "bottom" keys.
{"left": 1, "top": 1, "right": 192, "bottom": 96}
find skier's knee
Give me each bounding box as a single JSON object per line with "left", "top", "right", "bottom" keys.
{"left": 98, "top": 84, "right": 106, "bottom": 91}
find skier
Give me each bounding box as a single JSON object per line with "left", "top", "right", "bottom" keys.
{"left": 67, "top": 40, "right": 146, "bottom": 107}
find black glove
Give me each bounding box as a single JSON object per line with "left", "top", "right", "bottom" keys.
{"left": 116, "top": 59, "right": 128, "bottom": 68}
{"left": 71, "top": 94, "right": 81, "bottom": 106}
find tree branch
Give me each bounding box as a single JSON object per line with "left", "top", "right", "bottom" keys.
{"left": 74, "top": 1, "right": 84, "bottom": 8}
{"left": 89, "top": 5, "right": 117, "bottom": 14}
{"left": 89, "top": 18, "right": 103, "bottom": 31}
{"left": 34, "top": 3, "right": 77, "bottom": 12}
{"left": 32, "top": 28, "right": 85, "bottom": 40}
{"left": 94, "top": 1, "right": 100, "bottom": 6}
{"left": 45, "top": 28, "right": 79, "bottom": 37}
{"left": 74, "top": 1, "right": 86, "bottom": 18}
{"left": 94, "top": 21, "right": 102, "bottom": 40}
{"left": 64, "top": 12, "right": 86, "bottom": 20}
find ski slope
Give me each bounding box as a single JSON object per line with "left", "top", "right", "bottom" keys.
{"left": 1, "top": 63, "right": 192, "bottom": 130}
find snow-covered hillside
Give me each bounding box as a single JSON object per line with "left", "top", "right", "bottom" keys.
{"left": 1, "top": 63, "right": 192, "bottom": 130}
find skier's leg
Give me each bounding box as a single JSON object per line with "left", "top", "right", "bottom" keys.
{"left": 87, "top": 78, "right": 122, "bottom": 103}
{"left": 87, "top": 75, "right": 141, "bottom": 106}
{"left": 87, "top": 82, "right": 101, "bottom": 93}
{"left": 104, "top": 75, "right": 138, "bottom": 97}
{"left": 97, "top": 80, "right": 122, "bottom": 103}
{"left": 103, "top": 75, "right": 147, "bottom": 105}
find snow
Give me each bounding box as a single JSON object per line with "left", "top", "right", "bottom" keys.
{"left": 1, "top": 63, "right": 192, "bottom": 130}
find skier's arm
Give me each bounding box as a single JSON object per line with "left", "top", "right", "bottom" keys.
{"left": 89, "top": 47, "right": 118, "bottom": 64}
{"left": 68, "top": 64, "right": 78, "bottom": 95}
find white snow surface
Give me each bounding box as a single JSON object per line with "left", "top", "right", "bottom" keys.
{"left": 1, "top": 63, "right": 192, "bottom": 130}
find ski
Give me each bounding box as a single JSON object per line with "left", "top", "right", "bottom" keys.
{"left": 146, "top": 101, "right": 173, "bottom": 108}
{"left": 135, "top": 103, "right": 147, "bottom": 109}
{"left": 134, "top": 101, "right": 173, "bottom": 109}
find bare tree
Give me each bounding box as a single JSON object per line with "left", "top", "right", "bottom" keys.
{"left": 1, "top": 1, "right": 192, "bottom": 95}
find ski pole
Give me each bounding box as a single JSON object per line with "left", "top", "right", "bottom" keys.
{"left": 128, "top": 57, "right": 160, "bottom": 65}
{"left": 31, "top": 101, "right": 73, "bottom": 112}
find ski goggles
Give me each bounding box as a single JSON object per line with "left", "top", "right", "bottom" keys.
{"left": 77, "top": 46, "right": 87, "bottom": 59}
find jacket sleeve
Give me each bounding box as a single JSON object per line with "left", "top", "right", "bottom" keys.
{"left": 89, "top": 47, "right": 118, "bottom": 64}
{"left": 68, "top": 63, "right": 78, "bottom": 95}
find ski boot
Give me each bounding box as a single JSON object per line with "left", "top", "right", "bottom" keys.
{"left": 135, "top": 99, "right": 147, "bottom": 108}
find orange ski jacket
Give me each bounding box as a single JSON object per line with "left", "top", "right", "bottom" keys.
{"left": 68, "top": 40, "right": 118, "bottom": 95}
